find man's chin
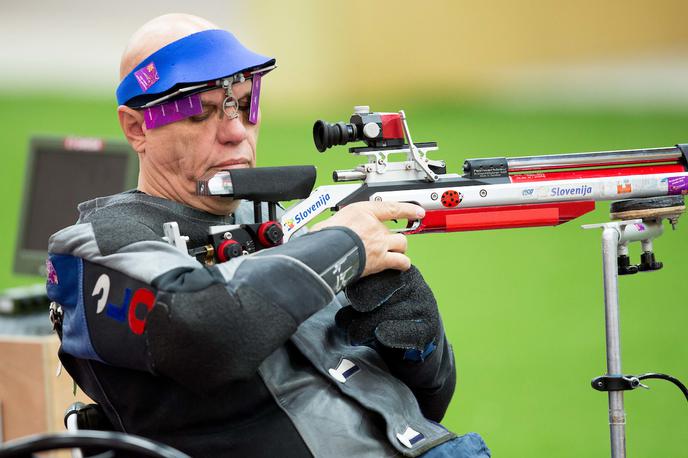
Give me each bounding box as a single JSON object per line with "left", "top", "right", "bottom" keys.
{"left": 203, "top": 196, "right": 241, "bottom": 216}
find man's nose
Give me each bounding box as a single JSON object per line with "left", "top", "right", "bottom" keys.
{"left": 217, "top": 114, "right": 248, "bottom": 145}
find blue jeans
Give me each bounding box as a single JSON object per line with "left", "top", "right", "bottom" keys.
{"left": 419, "top": 433, "right": 491, "bottom": 458}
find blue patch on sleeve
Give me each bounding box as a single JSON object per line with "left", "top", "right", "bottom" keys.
{"left": 403, "top": 340, "right": 437, "bottom": 362}
{"left": 47, "top": 254, "right": 103, "bottom": 362}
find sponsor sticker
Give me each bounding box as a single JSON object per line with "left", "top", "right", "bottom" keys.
{"left": 134, "top": 62, "right": 160, "bottom": 92}
{"left": 284, "top": 192, "right": 332, "bottom": 232}
{"left": 616, "top": 179, "right": 632, "bottom": 194}
{"left": 549, "top": 185, "right": 593, "bottom": 198}
{"left": 666, "top": 176, "right": 688, "bottom": 195}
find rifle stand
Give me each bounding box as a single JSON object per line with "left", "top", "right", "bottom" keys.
{"left": 582, "top": 195, "right": 686, "bottom": 458}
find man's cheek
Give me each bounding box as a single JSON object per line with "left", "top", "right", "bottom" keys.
{"left": 173, "top": 135, "right": 202, "bottom": 180}
{"left": 248, "top": 130, "right": 259, "bottom": 166}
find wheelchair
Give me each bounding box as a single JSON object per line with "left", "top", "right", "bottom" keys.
{"left": 0, "top": 402, "right": 189, "bottom": 458}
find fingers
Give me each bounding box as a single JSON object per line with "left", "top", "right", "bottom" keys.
{"left": 387, "top": 233, "right": 408, "bottom": 253}
{"left": 317, "top": 201, "right": 418, "bottom": 278}
{"left": 383, "top": 251, "right": 411, "bottom": 272}
{"left": 362, "top": 233, "right": 408, "bottom": 277}
{"left": 366, "top": 201, "right": 425, "bottom": 222}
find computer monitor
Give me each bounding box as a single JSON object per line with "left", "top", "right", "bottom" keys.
{"left": 13, "top": 136, "right": 138, "bottom": 277}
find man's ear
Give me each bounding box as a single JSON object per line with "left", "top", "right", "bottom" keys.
{"left": 118, "top": 106, "right": 146, "bottom": 154}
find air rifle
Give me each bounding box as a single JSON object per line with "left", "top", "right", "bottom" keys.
{"left": 197, "top": 105, "right": 687, "bottom": 250}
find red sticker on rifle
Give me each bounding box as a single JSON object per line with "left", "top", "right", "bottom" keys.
{"left": 441, "top": 190, "right": 462, "bottom": 208}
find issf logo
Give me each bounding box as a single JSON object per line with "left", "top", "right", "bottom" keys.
{"left": 522, "top": 188, "right": 534, "bottom": 197}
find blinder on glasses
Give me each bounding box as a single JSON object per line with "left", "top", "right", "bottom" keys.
{"left": 139, "top": 67, "right": 271, "bottom": 130}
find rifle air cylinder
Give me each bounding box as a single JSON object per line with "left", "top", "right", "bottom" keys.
{"left": 333, "top": 170, "right": 366, "bottom": 182}
{"left": 506, "top": 147, "right": 681, "bottom": 172}
{"left": 464, "top": 146, "right": 685, "bottom": 178}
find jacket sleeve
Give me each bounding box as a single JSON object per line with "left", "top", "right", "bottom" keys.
{"left": 379, "top": 321, "right": 456, "bottom": 421}
{"left": 341, "top": 266, "right": 457, "bottom": 421}
{"left": 47, "top": 217, "right": 365, "bottom": 392}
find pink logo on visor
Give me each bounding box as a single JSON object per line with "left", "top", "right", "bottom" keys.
{"left": 134, "top": 62, "right": 160, "bottom": 92}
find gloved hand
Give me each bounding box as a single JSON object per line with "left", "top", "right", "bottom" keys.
{"left": 336, "top": 265, "right": 440, "bottom": 360}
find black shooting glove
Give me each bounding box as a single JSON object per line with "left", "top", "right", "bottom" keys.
{"left": 336, "top": 265, "right": 440, "bottom": 360}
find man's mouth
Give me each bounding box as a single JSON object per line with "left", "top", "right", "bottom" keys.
{"left": 213, "top": 160, "right": 250, "bottom": 170}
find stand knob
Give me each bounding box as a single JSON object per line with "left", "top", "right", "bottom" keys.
{"left": 638, "top": 251, "right": 663, "bottom": 271}
{"left": 617, "top": 255, "right": 639, "bottom": 275}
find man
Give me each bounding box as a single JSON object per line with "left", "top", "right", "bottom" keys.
{"left": 47, "top": 13, "right": 489, "bottom": 458}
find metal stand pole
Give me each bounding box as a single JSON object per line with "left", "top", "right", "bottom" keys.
{"left": 584, "top": 219, "right": 666, "bottom": 458}
{"left": 0, "top": 400, "right": 4, "bottom": 444}
{"left": 601, "top": 227, "right": 626, "bottom": 458}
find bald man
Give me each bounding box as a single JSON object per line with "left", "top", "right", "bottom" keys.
{"left": 47, "top": 14, "right": 489, "bottom": 458}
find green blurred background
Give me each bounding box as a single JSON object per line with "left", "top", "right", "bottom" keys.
{"left": 2, "top": 1, "right": 687, "bottom": 456}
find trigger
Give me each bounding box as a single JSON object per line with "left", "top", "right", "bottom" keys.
{"left": 390, "top": 218, "right": 421, "bottom": 234}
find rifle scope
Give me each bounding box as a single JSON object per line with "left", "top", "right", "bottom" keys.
{"left": 313, "top": 107, "right": 406, "bottom": 152}
{"left": 313, "top": 120, "right": 360, "bottom": 152}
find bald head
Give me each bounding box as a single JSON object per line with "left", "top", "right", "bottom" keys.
{"left": 120, "top": 13, "right": 219, "bottom": 80}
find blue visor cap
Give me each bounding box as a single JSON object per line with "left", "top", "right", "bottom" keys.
{"left": 116, "top": 29, "right": 275, "bottom": 107}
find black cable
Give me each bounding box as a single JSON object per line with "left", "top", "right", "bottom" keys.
{"left": 0, "top": 430, "right": 190, "bottom": 458}
{"left": 637, "top": 372, "right": 688, "bottom": 402}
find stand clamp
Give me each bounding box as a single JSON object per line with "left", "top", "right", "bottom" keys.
{"left": 592, "top": 373, "right": 688, "bottom": 402}
{"left": 591, "top": 375, "right": 648, "bottom": 392}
